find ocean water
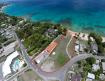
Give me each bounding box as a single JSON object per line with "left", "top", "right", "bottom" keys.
{"left": 2, "top": 0, "right": 105, "bottom": 35}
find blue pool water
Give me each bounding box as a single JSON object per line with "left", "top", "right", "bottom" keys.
{"left": 12, "top": 59, "right": 20, "bottom": 72}
{"left": 2, "top": 0, "right": 105, "bottom": 35}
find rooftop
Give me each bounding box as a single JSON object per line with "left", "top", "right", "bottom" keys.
{"left": 45, "top": 41, "right": 58, "bottom": 54}
{"left": 87, "top": 73, "right": 95, "bottom": 79}
{"left": 35, "top": 50, "right": 49, "bottom": 64}
{"left": 92, "top": 64, "right": 100, "bottom": 71}
{"left": 102, "top": 62, "right": 105, "bottom": 73}
{"left": 35, "top": 40, "right": 58, "bottom": 64}
{"left": 2, "top": 51, "right": 19, "bottom": 77}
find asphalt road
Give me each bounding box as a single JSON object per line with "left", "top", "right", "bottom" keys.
{"left": 5, "top": 66, "right": 29, "bottom": 81}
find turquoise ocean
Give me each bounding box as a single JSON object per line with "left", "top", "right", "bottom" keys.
{"left": 1, "top": 0, "right": 105, "bottom": 35}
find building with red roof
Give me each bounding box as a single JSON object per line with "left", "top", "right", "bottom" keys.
{"left": 45, "top": 41, "right": 58, "bottom": 54}
{"left": 35, "top": 41, "right": 58, "bottom": 64}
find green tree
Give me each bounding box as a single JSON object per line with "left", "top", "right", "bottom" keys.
{"left": 86, "top": 57, "right": 96, "bottom": 65}
{"left": 98, "top": 44, "right": 104, "bottom": 54}
{"left": 89, "top": 32, "right": 104, "bottom": 54}
{"left": 102, "top": 42, "right": 105, "bottom": 47}
{"left": 23, "top": 63, "right": 27, "bottom": 67}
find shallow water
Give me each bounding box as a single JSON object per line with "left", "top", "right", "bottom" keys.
{"left": 2, "top": 0, "right": 105, "bottom": 35}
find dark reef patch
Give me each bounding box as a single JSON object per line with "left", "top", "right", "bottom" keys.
{"left": 39, "top": 19, "right": 52, "bottom": 23}
{"left": 95, "top": 25, "right": 105, "bottom": 29}
{"left": 82, "top": 26, "right": 95, "bottom": 33}
{"left": 58, "top": 18, "right": 72, "bottom": 25}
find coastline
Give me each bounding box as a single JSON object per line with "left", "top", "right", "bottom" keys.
{"left": 0, "top": 4, "right": 105, "bottom": 42}
{"left": 68, "top": 29, "right": 105, "bottom": 42}
{"left": 0, "top": 4, "right": 10, "bottom": 13}
{"left": 0, "top": 2, "right": 10, "bottom": 12}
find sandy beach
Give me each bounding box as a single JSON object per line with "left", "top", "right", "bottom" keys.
{"left": 0, "top": 3, "right": 10, "bottom": 13}
{"left": 79, "top": 32, "right": 105, "bottom": 42}
{"left": 68, "top": 29, "right": 105, "bottom": 42}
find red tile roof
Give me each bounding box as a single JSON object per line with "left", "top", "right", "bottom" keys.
{"left": 45, "top": 41, "right": 58, "bottom": 54}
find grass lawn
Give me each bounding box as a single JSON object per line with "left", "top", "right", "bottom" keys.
{"left": 56, "top": 53, "right": 69, "bottom": 66}
{"left": 52, "top": 35, "right": 70, "bottom": 67}
{"left": 51, "top": 37, "right": 70, "bottom": 67}
{"left": 54, "top": 35, "right": 70, "bottom": 57}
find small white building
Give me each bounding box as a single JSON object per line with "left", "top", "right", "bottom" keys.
{"left": 35, "top": 50, "right": 49, "bottom": 64}
{"left": 99, "top": 74, "right": 105, "bottom": 80}
{"left": 87, "top": 73, "right": 95, "bottom": 79}
{"left": 92, "top": 60, "right": 100, "bottom": 72}
{"left": 102, "top": 62, "right": 105, "bottom": 73}
{"left": 96, "top": 60, "right": 100, "bottom": 64}
{"left": 91, "top": 43, "right": 98, "bottom": 54}
{"left": 86, "top": 78, "right": 92, "bottom": 81}
{"left": 75, "top": 43, "right": 84, "bottom": 54}
{"left": 92, "top": 64, "right": 100, "bottom": 71}
{"left": 75, "top": 45, "right": 79, "bottom": 53}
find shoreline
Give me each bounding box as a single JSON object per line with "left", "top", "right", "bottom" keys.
{"left": 0, "top": 4, "right": 105, "bottom": 42}
{"left": 0, "top": 2, "right": 10, "bottom": 12}
{"left": 68, "top": 29, "right": 105, "bottom": 42}
{"left": 0, "top": 4, "right": 10, "bottom": 13}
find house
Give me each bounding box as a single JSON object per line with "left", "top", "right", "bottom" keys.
{"left": 75, "top": 45, "right": 79, "bottom": 53}
{"left": 75, "top": 41, "right": 85, "bottom": 54}
{"left": 35, "top": 41, "right": 58, "bottom": 64}
{"left": 45, "top": 28, "right": 58, "bottom": 38}
{"left": 102, "top": 62, "right": 105, "bottom": 73}
{"left": 45, "top": 41, "right": 58, "bottom": 54}
{"left": 90, "top": 42, "right": 98, "bottom": 54}
{"left": 92, "top": 60, "right": 100, "bottom": 71}
{"left": 92, "top": 64, "right": 100, "bottom": 72}
{"left": 87, "top": 73, "right": 95, "bottom": 79}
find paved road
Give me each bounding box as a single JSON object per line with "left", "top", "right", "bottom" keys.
{"left": 13, "top": 31, "right": 105, "bottom": 81}
{"left": 5, "top": 66, "right": 29, "bottom": 81}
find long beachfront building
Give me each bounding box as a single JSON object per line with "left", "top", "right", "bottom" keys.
{"left": 35, "top": 40, "right": 58, "bottom": 64}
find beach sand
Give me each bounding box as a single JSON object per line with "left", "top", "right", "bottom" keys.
{"left": 79, "top": 32, "right": 105, "bottom": 42}
{"left": 68, "top": 29, "right": 105, "bottom": 42}
{"left": 0, "top": 4, "right": 10, "bottom": 13}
